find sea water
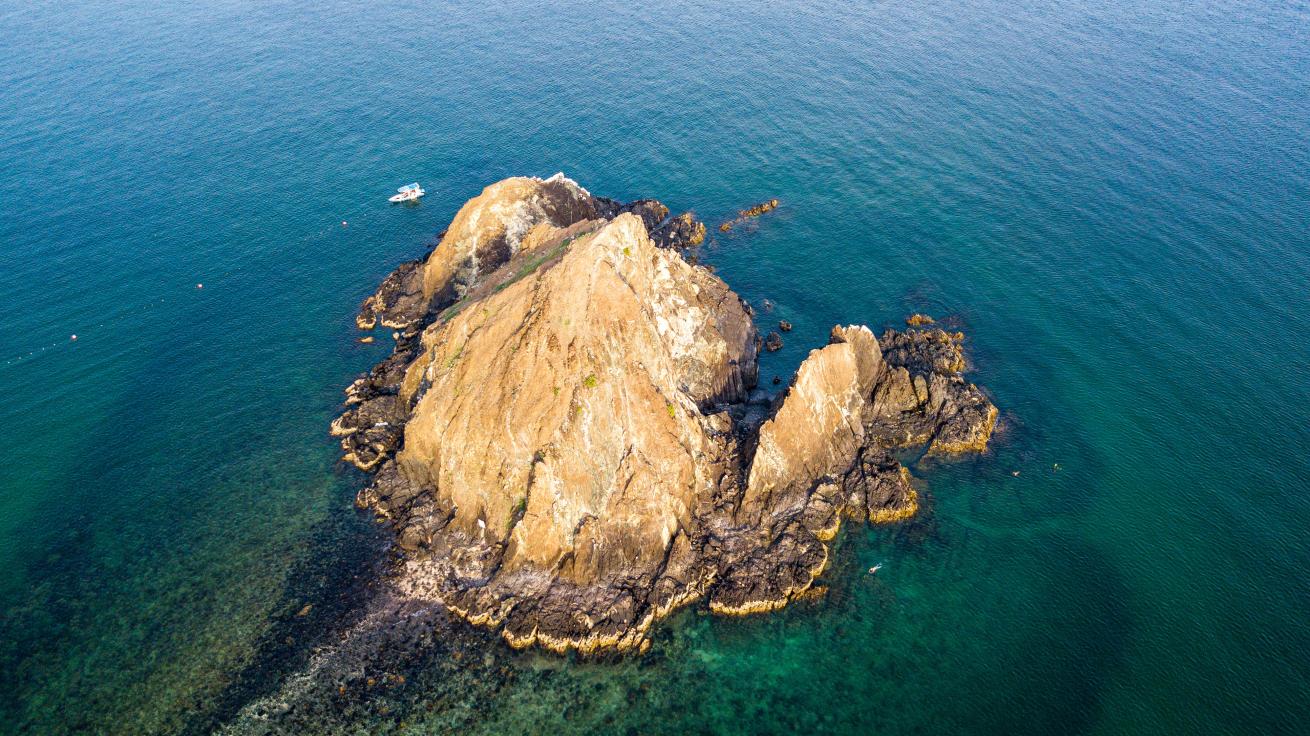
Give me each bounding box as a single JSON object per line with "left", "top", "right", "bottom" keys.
{"left": 1, "top": 1, "right": 1308, "bottom": 733}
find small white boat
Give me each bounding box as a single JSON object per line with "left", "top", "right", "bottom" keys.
{"left": 389, "top": 183, "right": 425, "bottom": 203}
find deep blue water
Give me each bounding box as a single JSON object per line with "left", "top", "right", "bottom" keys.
{"left": 2, "top": 1, "right": 1309, "bottom": 733}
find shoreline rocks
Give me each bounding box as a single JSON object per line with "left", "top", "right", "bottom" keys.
{"left": 334, "top": 175, "right": 996, "bottom": 654}
{"left": 651, "top": 212, "right": 706, "bottom": 249}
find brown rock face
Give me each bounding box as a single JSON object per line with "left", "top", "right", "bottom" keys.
{"left": 421, "top": 174, "right": 601, "bottom": 304}
{"left": 336, "top": 176, "right": 995, "bottom": 653}
{"left": 400, "top": 214, "right": 754, "bottom": 574}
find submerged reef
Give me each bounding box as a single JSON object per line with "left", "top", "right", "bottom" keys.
{"left": 718, "top": 197, "right": 780, "bottom": 231}
{"left": 334, "top": 175, "right": 996, "bottom": 654}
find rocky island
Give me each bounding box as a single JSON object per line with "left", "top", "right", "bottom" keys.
{"left": 333, "top": 174, "right": 996, "bottom": 654}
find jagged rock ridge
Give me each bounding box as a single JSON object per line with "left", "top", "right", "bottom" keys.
{"left": 334, "top": 174, "right": 996, "bottom": 653}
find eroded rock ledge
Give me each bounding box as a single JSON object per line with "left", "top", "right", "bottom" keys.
{"left": 334, "top": 174, "right": 996, "bottom": 654}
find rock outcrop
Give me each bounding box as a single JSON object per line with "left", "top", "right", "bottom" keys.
{"left": 718, "top": 198, "right": 780, "bottom": 232}
{"left": 335, "top": 175, "right": 995, "bottom": 654}
{"left": 651, "top": 212, "right": 706, "bottom": 249}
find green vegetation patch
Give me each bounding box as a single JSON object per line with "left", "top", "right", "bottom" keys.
{"left": 438, "top": 297, "right": 470, "bottom": 321}
{"left": 506, "top": 496, "right": 528, "bottom": 533}
{"left": 443, "top": 344, "right": 464, "bottom": 371}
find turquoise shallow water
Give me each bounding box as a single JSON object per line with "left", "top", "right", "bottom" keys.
{"left": 2, "top": 0, "right": 1309, "bottom": 733}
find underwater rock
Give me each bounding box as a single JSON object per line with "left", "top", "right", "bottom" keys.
{"left": 739, "top": 198, "right": 779, "bottom": 218}
{"left": 717, "top": 198, "right": 780, "bottom": 232}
